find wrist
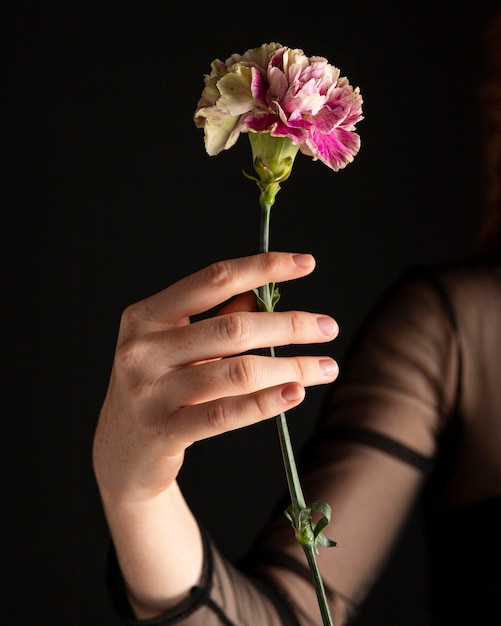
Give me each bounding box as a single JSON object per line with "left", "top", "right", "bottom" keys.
{"left": 102, "top": 482, "right": 204, "bottom": 617}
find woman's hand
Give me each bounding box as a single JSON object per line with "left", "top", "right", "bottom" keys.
{"left": 93, "top": 252, "right": 339, "bottom": 505}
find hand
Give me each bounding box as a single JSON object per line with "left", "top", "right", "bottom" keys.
{"left": 93, "top": 252, "right": 339, "bottom": 505}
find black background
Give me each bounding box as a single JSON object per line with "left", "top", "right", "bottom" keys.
{"left": 5, "top": 1, "right": 499, "bottom": 624}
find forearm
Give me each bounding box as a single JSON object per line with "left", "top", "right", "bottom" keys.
{"left": 100, "top": 481, "right": 203, "bottom": 619}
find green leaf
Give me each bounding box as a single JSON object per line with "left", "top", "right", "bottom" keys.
{"left": 271, "top": 285, "right": 281, "bottom": 309}
{"left": 253, "top": 284, "right": 281, "bottom": 312}
{"left": 284, "top": 501, "right": 337, "bottom": 550}
{"left": 253, "top": 288, "right": 269, "bottom": 312}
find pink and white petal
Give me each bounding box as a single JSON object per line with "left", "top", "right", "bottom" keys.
{"left": 300, "top": 61, "right": 329, "bottom": 84}
{"left": 326, "top": 85, "right": 358, "bottom": 113}
{"left": 245, "top": 111, "right": 277, "bottom": 133}
{"left": 269, "top": 47, "right": 287, "bottom": 69}
{"left": 282, "top": 49, "right": 309, "bottom": 76}
{"left": 250, "top": 67, "right": 268, "bottom": 107}
{"left": 285, "top": 91, "right": 325, "bottom": 116}
{"left": 270, "top": 120, "right": 305, "bottom": 143}
{"left": 304, "top": 127, "right": 361, "bottom": 171}
{"left": 282, "top": 108, "right": 311, "bottom": 130}
{"left": 313, "top": 107, "right": 349, "bottom": 133}
{"left": 266, "top": 66, "right": 289, "bottom": 103}
{"left": 341, "top": 91, "right": 364, "bottom": 130}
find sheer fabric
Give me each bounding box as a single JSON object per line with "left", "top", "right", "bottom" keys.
{"left": 108, "top": 528, "right": 300, "bottom": 626}
{"left": 109, "top": 254, "right": 501, "bottom": 625}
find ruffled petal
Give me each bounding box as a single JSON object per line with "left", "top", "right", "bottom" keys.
{"left": 303, "top": 127, "right": 361, "bottom": 171}
{"left": 216, "top": 65, "right": 255, "bottom": 116}
{"left": 196, "top": 108, "right": 242, "bottom": 155}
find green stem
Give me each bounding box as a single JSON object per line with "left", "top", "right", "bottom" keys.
{"left": 304, "top": 544, "right": 335, "bottom": 626}
{"left": 259, "top": 201, "right": 272, "bottom": 256}
{"left": 258, "top": 200, "right": 334, "bottom": 626}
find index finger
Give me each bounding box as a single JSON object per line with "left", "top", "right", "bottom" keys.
{"left": 133, "top": 252, "right": 316, "bottom": 326}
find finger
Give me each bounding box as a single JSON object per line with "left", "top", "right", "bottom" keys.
{"left": 216, "top": 291, "right": 258, "bottom": 315}
{"left": 126, "top": 252, "right": 316, "bottom": 328}
{"left": 164, "top": 354, "right": 339, "bottom": 407}
{"left": 168, "top": 383, "right": 307, "bottom": 446}
{"left": 156, "top": 310, "right": 339, "bottom": 367}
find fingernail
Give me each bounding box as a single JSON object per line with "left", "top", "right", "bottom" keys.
{"left": 293, "top": 253, "right": 314, "bottom": 268}
{"left": 282, "top": 384, "right": 303, "bottom": 402}
{"left": 319, "top": 358, "right": 338, "bottom": 376}
{"left": 317, "top": 316, "right": 337, "bottom": 336}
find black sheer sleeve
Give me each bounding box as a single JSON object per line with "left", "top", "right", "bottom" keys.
{"left": 107, "top": 524, "right": 300, "bottom": 626}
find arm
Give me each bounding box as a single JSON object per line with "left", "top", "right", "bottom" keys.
{"left": 92, "top": 252, "right": 340, "bottom": 621}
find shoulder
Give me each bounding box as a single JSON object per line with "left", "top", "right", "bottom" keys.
{"left": 406, "top": 254, "right": 501, "bottom": 330}
{"left": 342, "top": 254, "right": 501, "bottom": 382}
{"left": 380, "top": 254, "right": 501, "bottom": 327}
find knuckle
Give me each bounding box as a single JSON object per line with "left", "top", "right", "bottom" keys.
{"left": 253, "top": 392, "right": 271, "bottom": 419}
{"left": 206, "top": 402, "right": 234, "bottom": 431}
{"left": 291, "top": 356, "right": 308, "bottom": 382}
{"left": 260, "top": 251, "right": 283, "bottom": 274}
{"left": 121, "top": 301, "right": 154, "bottom": 327}
{"left": 288, "top": 311, "right": 306, "bottom": 336}
{"left": 114, "top": 337, "right": 150, "bottom": 385}
{"left": 203, "top": 260, "right": 232, "bottom": 288}
{"left": 217, "top": 313, "right": 251, "bottom": 346}
{"left": 227, "top": 356, "right": 258, "bottom": 389}
{"left": 120, "top": 303, "right": 138, "bottom": 329}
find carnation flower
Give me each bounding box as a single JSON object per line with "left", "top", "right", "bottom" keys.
{"left": 194, "top": 43, "right": 363, "bottom": 626}
{"left": 194, "top": 42, "right": 363, "bottom": 172}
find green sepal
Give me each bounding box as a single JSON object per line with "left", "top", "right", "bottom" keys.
{"left": 242, "top": 156, "right": 293, "bottom": 207}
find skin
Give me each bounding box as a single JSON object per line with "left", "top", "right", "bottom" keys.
{"left": 93, "top": 251, "right": 339, "bottom": 619}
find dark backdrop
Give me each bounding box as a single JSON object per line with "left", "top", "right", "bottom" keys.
{"left": 5, "top": 1, "right": 498, "bottom": 624}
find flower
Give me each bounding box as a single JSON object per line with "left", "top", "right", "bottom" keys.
{"left": 194, "top": 43, "right": 363, "bottom": 626}
{"left": 194, "top": 42, "right": 363, "bottom": 172}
